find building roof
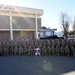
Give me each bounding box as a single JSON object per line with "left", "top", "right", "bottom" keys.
{"left": 0, "top": 4, "right": 43, "bottom": 15}
{"left": 39, "top": 28, "right": 54, "bottom": 32}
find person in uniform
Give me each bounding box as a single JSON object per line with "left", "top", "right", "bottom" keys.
{"left": 27, "top": 46, "right": 32, "bottom": 56}
{"left": 55, "top": 46, "right": 59, "bottom": 56}
{"left": 61, "top": 40, "right": 66, "bottom": 47}
{"left": 60, "top": 46, "right": 64, "bottom": 56}
{"left": 14, "top": 46, "right": 18, "bottom": 55}
{"left": 41, "top": 46, "right": 46, "bottom": 55}
{"left": 52, "top": 40, "right": 55, "bottom": 47}
{"left": 2, "top": 47, "right": 8, "bottom": 56}
{"left": 73, "top": 47, "right": 75, "bottom": 56}
{"left": 57, "top": 39, "right": 60, "bottom": 47}
{"left": 46, "top": 46, "right": 51, "bottom": 56}
{"left": 0, "top": 46, "right": 2, "bottom": 56}
{"left": 64, "top": 45, "right": 70, "bottom": 56}
{"left": 71, "top": 46, "right": 75, "bottom": 56}
{"left": 23, "top": 45, "right": 27, "bottom": 55}
{"left": 18, "top": 46, "right": 23, "bottom": 55}
{"left": 51, "top": 46, "right": 55, "bottom": 56}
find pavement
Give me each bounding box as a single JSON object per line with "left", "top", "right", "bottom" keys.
{"left": 0, "top": 56, "right": 75, "bottom": 75}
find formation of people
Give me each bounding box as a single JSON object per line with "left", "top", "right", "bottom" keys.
{"left": 0, "top": 39, "right": 75, "bottom": 56}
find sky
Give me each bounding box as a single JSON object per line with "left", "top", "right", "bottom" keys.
{"left": 0, "top": 0, "right": 75, "bottom": 31}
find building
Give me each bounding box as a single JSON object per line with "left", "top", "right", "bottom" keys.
{"left": 0, "top": 4, "right": 43, "bottom": 40}
{"left": 39, "top": 28, "right": 54, "bottom": 38}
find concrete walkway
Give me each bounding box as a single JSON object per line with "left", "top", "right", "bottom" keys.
{"left": 0, "top": 56, "right": 75, "bottom": 75}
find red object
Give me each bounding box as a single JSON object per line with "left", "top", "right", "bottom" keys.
{"left": 34, "top": 48, "right": 40, "bottom": 53}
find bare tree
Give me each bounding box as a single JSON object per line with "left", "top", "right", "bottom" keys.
{"left": 72, "top": 17, "right": 75, "bottom": 35}
{"left": 64, "top": 21, "right": 69, "bottom": 38}
{"left": 60, "top": 12, "right": 70, "bottom": 38}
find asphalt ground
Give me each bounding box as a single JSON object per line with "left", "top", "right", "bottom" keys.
{"left": 0, "top": 56, "right": 75, "bottom": 75}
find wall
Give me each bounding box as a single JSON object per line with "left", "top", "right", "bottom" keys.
{"left": 13, "top": 31, "right": 35, "bottom": 40}
{"left": 0, "top": 31, "right": 10, "bottom": 40}
{"left": 0, "top": 15, "right": 10, "bottom": 29}
{"left": 0, "top": 15, "right": 41, "bottom": 30}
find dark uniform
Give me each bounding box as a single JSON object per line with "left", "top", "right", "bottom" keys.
{"left": 2, "top": 47, "right": 8, "bottom": 56}
{"left": 64, "top": 45, "right": 70, "bottom": 56}
{"left": 52, "top": 40, "right": 55, "bottom": 47}
{"left": 71, "top": 46, "right": 75, "bottom": 56}
{"left": 46, "top": 46, "right": 51, "bottom": 55}
{"left": 18, "top": 46, "right": 23, "bottom": 55}
{"left": 57, "top": 39, "right": 60, "bottom": 47}
{"left": 55, "top": 46, "right": 59, "bottom": 56}
{"left": 23, "top": 46, "right": 27, "bottom": 55}
{"left": 27, "top": 46, "right": 32, "bottom": 56}
{"left": 41, "top": 46, "right": 46, "bottom": 55}
{"left": 73, "top": 49, "right": 75, "bottom": 56}
{"left": 51, "top": 46, "right": 55, "bottom": 56}
{"left": 60, "top": 46, "right": 64, "bottom": 56}
{"left": 0, "top": 46, "right": 2, "bottom": 56}
{"left": 14, "top": 46, "right": 18, "bottom": 55}
{"left": 61, "top": 40, "right": 66, "bottom": 47}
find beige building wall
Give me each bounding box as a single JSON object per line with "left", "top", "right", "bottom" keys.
{"left": 0, "top": 4, "right": 43, "bottom": 40}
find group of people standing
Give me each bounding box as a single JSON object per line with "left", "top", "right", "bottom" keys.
{"left": 0, "top": 39, "right": 75, "bottom": 56}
